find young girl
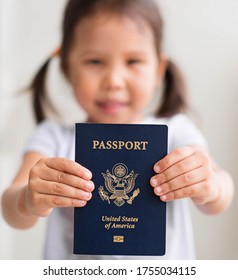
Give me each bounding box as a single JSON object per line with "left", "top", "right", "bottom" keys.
{"left": 1, "top": 0, "right": 234, "bottom": 259}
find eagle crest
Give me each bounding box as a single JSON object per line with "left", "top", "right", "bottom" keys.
{"left": 99, "top": 163, "right": 140, "bottom": 207}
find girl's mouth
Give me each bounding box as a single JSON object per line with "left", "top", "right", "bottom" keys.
{"left": 96, "top": 100, "right": 128, "bottom": 114}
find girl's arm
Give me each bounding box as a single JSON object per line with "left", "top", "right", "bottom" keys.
{"left": 1, "top": 152, "right": 94, "bottom": 229}
{"left": 195, "top": 161, "right": 234, "bottom": 214}
{"left": 150, "top": 145, "right": 234, "bottom": 215}
{"left": 2, "top": 152, "right": 44, "bottom": 229}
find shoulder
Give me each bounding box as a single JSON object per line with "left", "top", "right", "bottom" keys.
{"left": 145, "top": 114, "right": 208, "bottom": 152}
{"left": 166, "top": 113, "right": 200, "bottom": 130}
{"left": 143, "top": 113, "right": 194, "bottom": 126}
{"left": 144, "top": 113, "right": 199, "bottom": 128}
{"left": 29, "top": 120, "right": 74, "bottom": 145}
{"left": 168, "top": 114, "right": 208, "bottom": 151}
{"left": 36, "top": 120, "right": 74, "bottom": 133}
{"left": 24, "top": 120, "right": 74, "bottom": 157}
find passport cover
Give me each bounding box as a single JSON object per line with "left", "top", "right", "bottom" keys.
{"left": 74, "top": 123, "right": 167, "bottom": 256}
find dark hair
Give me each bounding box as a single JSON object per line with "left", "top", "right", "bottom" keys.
{"left": 30, "top": 0, "right": 187, "bottom": 123}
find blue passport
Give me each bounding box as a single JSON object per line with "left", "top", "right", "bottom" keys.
{"left": 74, "top": 123, "right": 168, "bottom": 256}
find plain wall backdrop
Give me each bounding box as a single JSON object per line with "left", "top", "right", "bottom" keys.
{"left": 0, "top": 0, "right": 238, "bottom": 259}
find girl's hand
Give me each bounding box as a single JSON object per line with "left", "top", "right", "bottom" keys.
{"left": 25, "top": 157, "right": 94, "bottom": 217}
{"left": 150, "top": 146, "right": 218, "bottom": 206}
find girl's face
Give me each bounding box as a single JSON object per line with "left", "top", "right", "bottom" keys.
{"left": 67, "top": 14, "right": 166, "bottom": 124}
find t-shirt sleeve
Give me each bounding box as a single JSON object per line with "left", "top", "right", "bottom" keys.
{"left": 23, "top": 121, "right": 61, "bottom": 157}
{"left": 168, "top": 114, "right": 208, "bottom": 152}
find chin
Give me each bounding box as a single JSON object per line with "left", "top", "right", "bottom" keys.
{"left": 87, "top": 116, "right": 128, "bottom": 124}
{"left": 87, "top": 111, "right": 142, "bottom": 124}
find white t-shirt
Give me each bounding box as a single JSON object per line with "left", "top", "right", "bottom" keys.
{"left": 24, "top": 114, "right": 207, "bottom": 260}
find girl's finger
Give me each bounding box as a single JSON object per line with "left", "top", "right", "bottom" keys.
{"left": 38, "top": 181, "right": 93, "bottom": 201}
{"left": 152, "top": 165, "right": 210, "bottom": 196}
{"left": 151, "top": 152, "right": 205, "bottom": 186}
{"left": 44, "top": 158, "right": 92, "bottom": 180}
{"left": 154, "top": 146, "right": 196, "bottom": 173}
{"left": 158, "top": 180, "right": 209, "bottom": 202}
{"left": 39, "top": 168, "right": 94, "bottom": 192}
{"left": 35, "top": 193, "right": 88, "bottom": 209}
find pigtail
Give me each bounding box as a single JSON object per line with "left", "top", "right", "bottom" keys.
{"left": 156, "top": 60, "right": 188, "bottom": 117}
{"left": 29, "top": 58, "right": 51, "bottom": 124}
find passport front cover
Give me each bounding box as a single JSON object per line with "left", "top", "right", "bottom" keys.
{"left": 74, "top": 123, "right": 168, "bottom": 256}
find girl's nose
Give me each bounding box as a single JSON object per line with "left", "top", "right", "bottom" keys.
{"left": 102, "top": 65, "right": 125, "bottom": 92}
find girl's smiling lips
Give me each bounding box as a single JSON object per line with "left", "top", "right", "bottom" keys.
{"left": 96, "top": 100, "right": 129, "bottom": 114}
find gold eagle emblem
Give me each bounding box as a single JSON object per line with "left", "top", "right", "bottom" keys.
{"left": 99, "top": 163, "right": 140, "bottom": 207}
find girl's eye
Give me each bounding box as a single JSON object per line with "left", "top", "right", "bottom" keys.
{"left": 127, "top": 59, "right": 141, "bottom": 65}
{"left": 87, "top": 59, "right": 102, "bottom": 65}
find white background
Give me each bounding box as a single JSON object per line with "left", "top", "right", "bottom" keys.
{"left": 0, "top": 0, "right": 238, "bottom": 259}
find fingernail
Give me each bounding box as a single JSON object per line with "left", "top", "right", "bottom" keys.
{"left": 85, "top": 192, "right": 92, "bottom": 200}
{"left": 86, "top": 181, "right": 94, "bottom": 191}
{"left": 85, "top": 170, "right": 92, "bottom": 180}
{"left": 155, "top": 187, "right": 162, "bottom": 195}
{"left": 150, "top": 178, "right": 157, "bottom": 187}
{"left": 161, "top": 195, "right": 167, "bottom": 201}
{"left": 154, "top": 165, "right": 160, "bottom": 173}
{"left": 76, "top": 200, "right": 86, "bottom": 207}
